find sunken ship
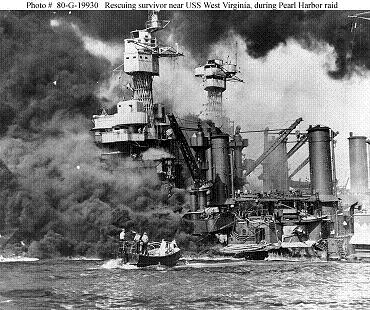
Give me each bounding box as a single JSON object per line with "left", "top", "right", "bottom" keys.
{"left": 91, "top": 11, "right": 370, "bottom": 261}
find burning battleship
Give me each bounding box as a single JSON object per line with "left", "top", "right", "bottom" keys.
{"left": 91, "top": 11, "right": 183, "bottom": 183}
{"left": 89, "top": 11, "right": 370, "bottom": 262}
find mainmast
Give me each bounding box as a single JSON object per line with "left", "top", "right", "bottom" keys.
{"left": 195, "top": 58, "right": 242, "bottom": 130}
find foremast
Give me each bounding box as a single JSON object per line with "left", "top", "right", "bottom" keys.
{"left": 123, "top": 11, "right": 182, "bottom": 126}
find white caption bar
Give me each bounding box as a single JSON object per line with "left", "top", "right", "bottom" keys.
{"left": 3, "top": 0, "right": 370, "bottom": 10}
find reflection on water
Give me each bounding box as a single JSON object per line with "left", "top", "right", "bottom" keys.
{"left": 0, "top": 259, "right": 370, "bottom": 309}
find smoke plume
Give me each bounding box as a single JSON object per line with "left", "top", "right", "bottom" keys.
{"left": 0, "top": 12, "right": 183, "bottom": 257}
{"left": 167, "top": 11, "right": 370, "bottom": 186}
{"left": 171, "top": 11, "right": 370, "bottom": 78}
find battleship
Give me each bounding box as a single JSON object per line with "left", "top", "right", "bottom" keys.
{"left": 2, "top": 9, "right": 370, "bottom": 310}
{"left": 91, "top": 11, "right": 183, "bottom": 184}
{"left": 89, "top": 11, "right": 370, "bottom": 262}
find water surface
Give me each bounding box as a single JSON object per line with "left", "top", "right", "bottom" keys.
{"left": 0, "top": 258, "right": 369, "bottom": 309}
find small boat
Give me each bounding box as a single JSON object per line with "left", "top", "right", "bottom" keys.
{"left": 217, "top": 242, "right": 276, "bottom": 260}
{"left": 137, "top": 247, "right": 181, "bottom": 267}
{"left": 121, "top": 241, "right": 181, "bottom": 268}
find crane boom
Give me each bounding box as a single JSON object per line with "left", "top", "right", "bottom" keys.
{"left": 286, "top": 134, "right": 308, "bottom": 158}
{"left": 289, "top": 157, "right": 309, "bottom": 179}
{"left": 167, "top": 114, "right": 204, "bottom": 187}
{"left": 259, "top": 134, "right": 307, "bottom": 176}
{"left": 245, "top": 118, "right": 303, "bottom": 176}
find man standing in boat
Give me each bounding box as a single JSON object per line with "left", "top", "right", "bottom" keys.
{"left": 133, "top": 231, "right": 141, "bottom": 254}
{"left": 119, "top": 228, "right": 126, "bottom": 242}
{"left": 141, "top": 232, "right": 149, "bottom": 255}
{"left": 119, "top": 228, "right": 129, "bottom": 263}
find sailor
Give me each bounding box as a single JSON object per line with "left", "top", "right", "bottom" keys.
{"left": 159, "top": 239, "right": 167, "bottom": 256}
{"left": 133, "top": 231, "right": 141, "bottom": 254}
{"left": 119, "top": 228, "right": 126, "bottom": 242}
{"left": 119, "top": 228, "right": 129, "bottom": 262}
{"left": 122, "top": 240, "right": 129, "bottom": 264}
{"left": 141, "top": 232, "right": 149, "bottom": 255}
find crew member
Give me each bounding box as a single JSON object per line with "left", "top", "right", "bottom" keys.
{"left": 119, "top": 228, "right": 128, "bottom": 262}
{"left": 122, "top": 241, "right": 129, "bottom": 263}
{"left": 159, "top": 239, "right": 167, "bottom": 256}
{"left": 133, "top": 231, "right": 141, "bottom": 254}
{"left": 141, "top": 232, "right": 149, "bottom": 255}
{"left": 119, "top": 228, "right": 126, "bottom": 241}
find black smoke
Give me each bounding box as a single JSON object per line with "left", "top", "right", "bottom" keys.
{"left": 0, "top": 11, "right": 110, "bottom": 137}
{"left": 171, "top": 11, "right": 370, "bottom": 78}
{"left": 0, "top": 12, "right": 185, "bottom": 257}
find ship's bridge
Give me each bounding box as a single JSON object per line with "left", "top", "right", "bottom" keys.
{"left": 92, "top": 99, "right": 148, "bottom": 130}
{"left": 92, "top": 99, "right": 168, "bottom": 144}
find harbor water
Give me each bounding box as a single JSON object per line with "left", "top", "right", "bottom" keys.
{"left": 0, "top": 258, "right": 370, "bottom": 309}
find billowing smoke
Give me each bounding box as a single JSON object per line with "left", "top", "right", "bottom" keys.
{"left": 198, "top": 33, "right": 370, "bottom": 187}
{"left": 168, "top": 11, "right": 370, "bottom": 187}
{"left": 0, "top": 12, "right": 109, "bottom": 137}
{"left": 0, "top": 12, "right": 184, "bottom": 257}
{"left": 171, "top": 11, "right": 370, "bottom": 78}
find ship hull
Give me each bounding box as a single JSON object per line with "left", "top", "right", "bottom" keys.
{"left": 136, "top": 249, "right": 182, "bottom": 267}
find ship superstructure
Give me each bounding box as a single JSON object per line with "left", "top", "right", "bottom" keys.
{"left": 173, "top": 113, "right": 361, "bottom": 261}
{"left": 195, "top": 59, "right": 242, "bottom": 132}
{"left": 92, "top": 11, "right": 182, "bottom": 158}
{"left": 89, "top": 12, "right": 370, "bottom": 261}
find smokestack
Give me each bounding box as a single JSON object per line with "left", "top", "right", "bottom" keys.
{"left": 211, "top": 133, "right": 230, "bottom": 204}
{"left": 189, "top": 189, "right": 199, "bottom": 212}
{"left": 190, "top": 125, "right": 210, "bottom": 181}
{"left": 307, "top": 125, "right": 334, "bottom": 197}
{"left": 348, "top": 133, "right": 369, "bottom": 193}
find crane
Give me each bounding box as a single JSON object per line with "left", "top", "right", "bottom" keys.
{"left": 257, "top": 133, "right": 307, "bottom": 180}
{"left": 289, "top": 157, "right": 310, "bottom": 180}
{"left": 167, "top": 114, "right": 206, "bottom": 188}
{"left": 245, "top": 118, "right": 303, "bottom": 176}
{"left": 286, "top": 134, "right": 308, "bottom": 158}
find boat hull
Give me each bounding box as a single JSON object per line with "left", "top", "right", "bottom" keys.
{"left": 137, "top": 250, "right": 182, "bottom": 267}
